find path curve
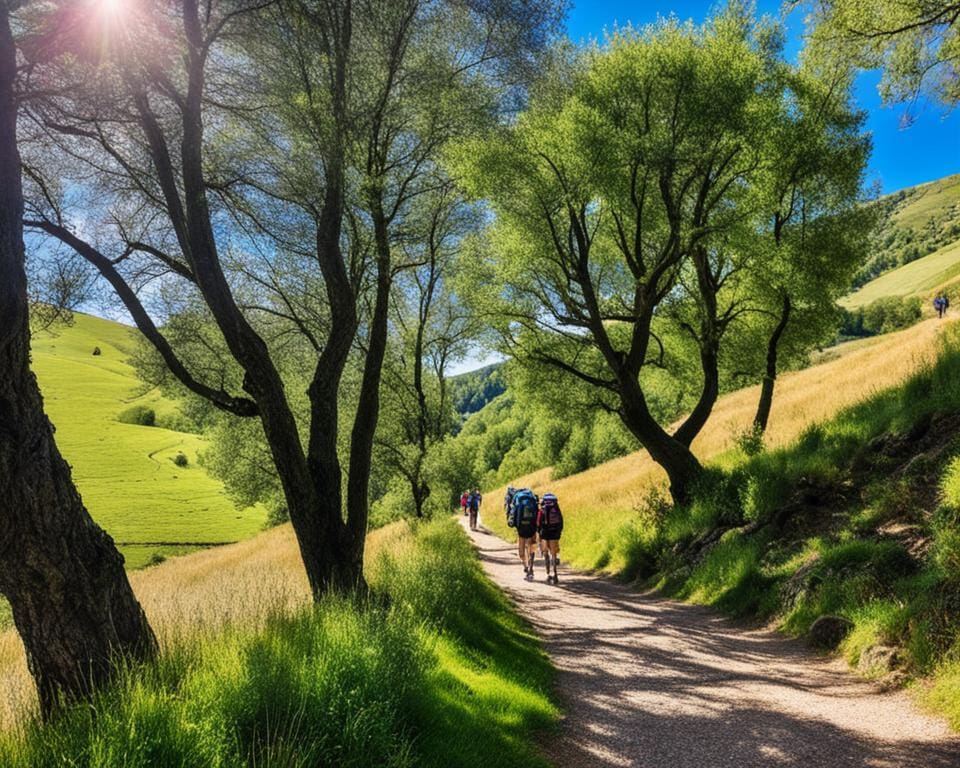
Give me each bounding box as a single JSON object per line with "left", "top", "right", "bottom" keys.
{"left": 462, "top": 520, "right": 960, "bottom": 768}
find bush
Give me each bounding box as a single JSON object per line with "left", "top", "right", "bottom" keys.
{"left": 933, "top": 504, "right": 960, "bottom": 582}
{"left": 840, "top": 295, "right": 923, "bottom": 339}
{"left": 735, "top": 424, "right": 765, "bottom": 457}
{"left": 117, "top": 405, "right": 156, "bottom": 427}
{"left": 172, "top": 452, "right": 188, "bottom": 468}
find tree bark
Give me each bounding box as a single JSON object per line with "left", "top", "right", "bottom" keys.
{"left": 617, "top": 376, "right": 703, "bottom": 505}
{"left": 0, "top": 7, "right": 156, "bottom": 718}
{"left": 344, "top": 207, "right": 394, "bottom": 585}
{"left": 753, "top": 293, "right": 792, "bottom": 434}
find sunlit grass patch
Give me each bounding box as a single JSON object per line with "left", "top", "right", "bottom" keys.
{"left": 927, "top": 656, "right": 960, "bottom": 730}
{"left": 0, "top": 519, "right": 558, "bottom": 767}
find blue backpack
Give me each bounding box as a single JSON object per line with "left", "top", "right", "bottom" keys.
{"left": 511, "top": 489, "right": 538, "bottom": 529}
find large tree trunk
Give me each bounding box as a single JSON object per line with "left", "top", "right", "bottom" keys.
{"left": 343, "top": 210, "right": 394, "bottom": 585}
{"left": 618, "top": 377, "right": 703, "bottom": 505}
{"left": 0, "top": 8, "right": 156, "bottom": 718}
{"left": 753, "top": 293, "right": 792, "bottom": 434}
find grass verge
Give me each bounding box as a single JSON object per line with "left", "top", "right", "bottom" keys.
{"left": 0, "top": 519, "right": 557, "bottom": 767}
{"left": 624, "top": 326, "right": 960, "bottom": 727}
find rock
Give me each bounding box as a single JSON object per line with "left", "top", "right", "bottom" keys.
{"left": 781, "top": 555, "right": 821, "bottom": 609}
{"left": 92, "top": 346, "right": 101, "bottom": 356}
{"left": 876, "top": 670, "right": 910, "bottom": 692}
{"left": 808, "top": 615, "right": 853, "bottom": 650}
{"left": 858, "top": 644, "right": 899, "bottom": 676}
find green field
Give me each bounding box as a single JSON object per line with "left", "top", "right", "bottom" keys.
{"left": 843, "top": 240, "right": 960, "bottom": 309}
{"left": 889, "top": 173, "right": 960, "bottom": 232}
{"left": 31, "top": 313, "right": 267, "bottom": 569}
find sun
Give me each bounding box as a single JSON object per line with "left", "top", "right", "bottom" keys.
{"left": 92, "top": 0, "right": 129, "bottom": 27}
{"left": 96, "top": 0, "right": 124, "bottom": 13}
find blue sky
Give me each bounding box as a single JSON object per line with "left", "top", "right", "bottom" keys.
{"left": 565, "top": 0, "right": 960, "bottom": 194}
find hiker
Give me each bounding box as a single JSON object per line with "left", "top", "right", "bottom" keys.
{"left": 468, "top": 488, "right": 482, "bottom": 531}
{"left": 935, "top": 295, "right": 949, "bottom": 319}
{"left": 537, "top": 492, "right": 564, "bottom": 584}
{"left": 509, "top": 488, "right": 539, "bottom": 579}
{"left": 504, "top": 486, "right": 516, "bottom": 524}
{"left": 460, "top": 490, "right": 469, "bottom": 517}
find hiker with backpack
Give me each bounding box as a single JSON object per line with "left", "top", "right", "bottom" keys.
{"left": 537, "top": 493, "right": 564, "bottom": 583}
{"left": 468, "top": 488, "right": 482, "bottom": 531}
{"left": 935, "top": 295, "right": 950, "bottom": 318}
{"left": 504, "top": 486, "right": 516, "bottom": 523}
{"left": 508, "top": 488, "right": 539, "bottom": 579}
{"left": 460, "top": 490, "right": 469, "bottom": 517}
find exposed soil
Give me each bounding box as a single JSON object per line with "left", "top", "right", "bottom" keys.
{"left": 464, "top": 521, "right": 960, "bottom": 768}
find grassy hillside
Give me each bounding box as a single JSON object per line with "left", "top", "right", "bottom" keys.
{"left": 484, "top": 318, "right": 945, "bottom": 568}
{"left": 30, "top": 313, "right": 267, "bottom": 569}
{"left": 0, "top": 520, "right": 558, "bottom": 766}
{"left": 855, "top": 173, "right": 960, "bottom": 288}
{"left": 844, "top": 240, "right": 960, "bottom": 309}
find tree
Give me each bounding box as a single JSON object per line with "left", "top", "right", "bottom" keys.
{"left": 0, "top": 0, "right": 155, "bottom": 718}
{"left": 457, "top": 12, "right": 773, "bottom": 502}
{"left": 377, "top": 182, "right": 481, "bottom": 518}
{"left": 455, "top": 8, "right": 869, "bottom": 502}
{"left": 20, "top": 0, "right": 562, "bottom": 594}
{"left": 738, "top": 65, "right": 872, "bottom": 433}
{"left": 797, "top": 0, "right": 960, "bottom": 108}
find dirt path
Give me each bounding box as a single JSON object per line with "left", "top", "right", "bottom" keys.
{"left": 462, "top": 521, "right": 960, "bottom": 768}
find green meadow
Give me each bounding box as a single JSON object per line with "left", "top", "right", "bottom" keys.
{"left": 31, "top": 313, "right": 267, "bottom": 569}
{"left": 843, "top": 240, "right": 960, "bottom": 309}
{"left": 889, "top": 173, "right": 960, "bottom": 232}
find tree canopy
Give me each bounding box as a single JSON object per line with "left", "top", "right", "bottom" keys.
{"left": 453, "top": 6, "right": 870, "bottom": 501}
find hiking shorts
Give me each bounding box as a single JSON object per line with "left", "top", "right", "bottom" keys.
{"left": 539, "top": 529, "right": 561, "bottom": 542}
{"left": 517, "top": 525, "right": 536, "bottom": 540}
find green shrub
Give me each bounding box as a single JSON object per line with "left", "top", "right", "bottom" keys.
{"left": 117, "top": 405, "right": 156, "bottom": 427}
{"left": 933, "top": 505, "right": 960, "bottom": 581}
{"left": 735, "top": 424, "right": 765, "bottom": 457}
{"left": 839, "top": 295, "right": 923, "bottom": 338}
{"left": 172, "top": 452, "right": 188, "bottom": 468}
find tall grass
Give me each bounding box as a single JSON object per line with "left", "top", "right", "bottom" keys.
{"left": 645, "top": 325, "right": 960, "bottom": 725}
{"left": 0, "top": 520, "right": 557, "bottom": 767}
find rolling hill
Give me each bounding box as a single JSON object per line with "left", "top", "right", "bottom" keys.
{"left": 844, "top": 240, "right": 960, "bottom": 308}
{"left": 481, "top": 317, "right": 947, "bottom": 570}
{"left": 855, "top": 173, "right": 960, "bottom": 288}
{"left": 30, "top": 313, "right": 267, "bottom": 569}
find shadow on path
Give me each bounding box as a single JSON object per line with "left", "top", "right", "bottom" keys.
{"left": 464, "top": 521, "right": 960, "bottom": 768}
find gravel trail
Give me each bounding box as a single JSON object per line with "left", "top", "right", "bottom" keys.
{"left": 463, "top": 521, "right": 960, "bottom": 768}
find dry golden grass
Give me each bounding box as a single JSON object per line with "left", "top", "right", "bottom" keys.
{"left": 0, "top": 521, "right": 408, "bottom": 730}
{"left": 484, "top": 319, "right": 948, "bottom": 561}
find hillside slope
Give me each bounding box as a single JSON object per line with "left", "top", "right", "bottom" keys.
{"left": 856, "top": 173, "right": 960, "bottom": 288}
{"left": 30, "top": 313, "right": 266, "bottom": 568}
{"left": 485, "top": 319, "right": 960, "bottom": 729}
{"left": 485, "top": 318, "right": 946, "bottom": 568}
{"left": 844, "top": 240, "right": 960, "bottom": 309}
